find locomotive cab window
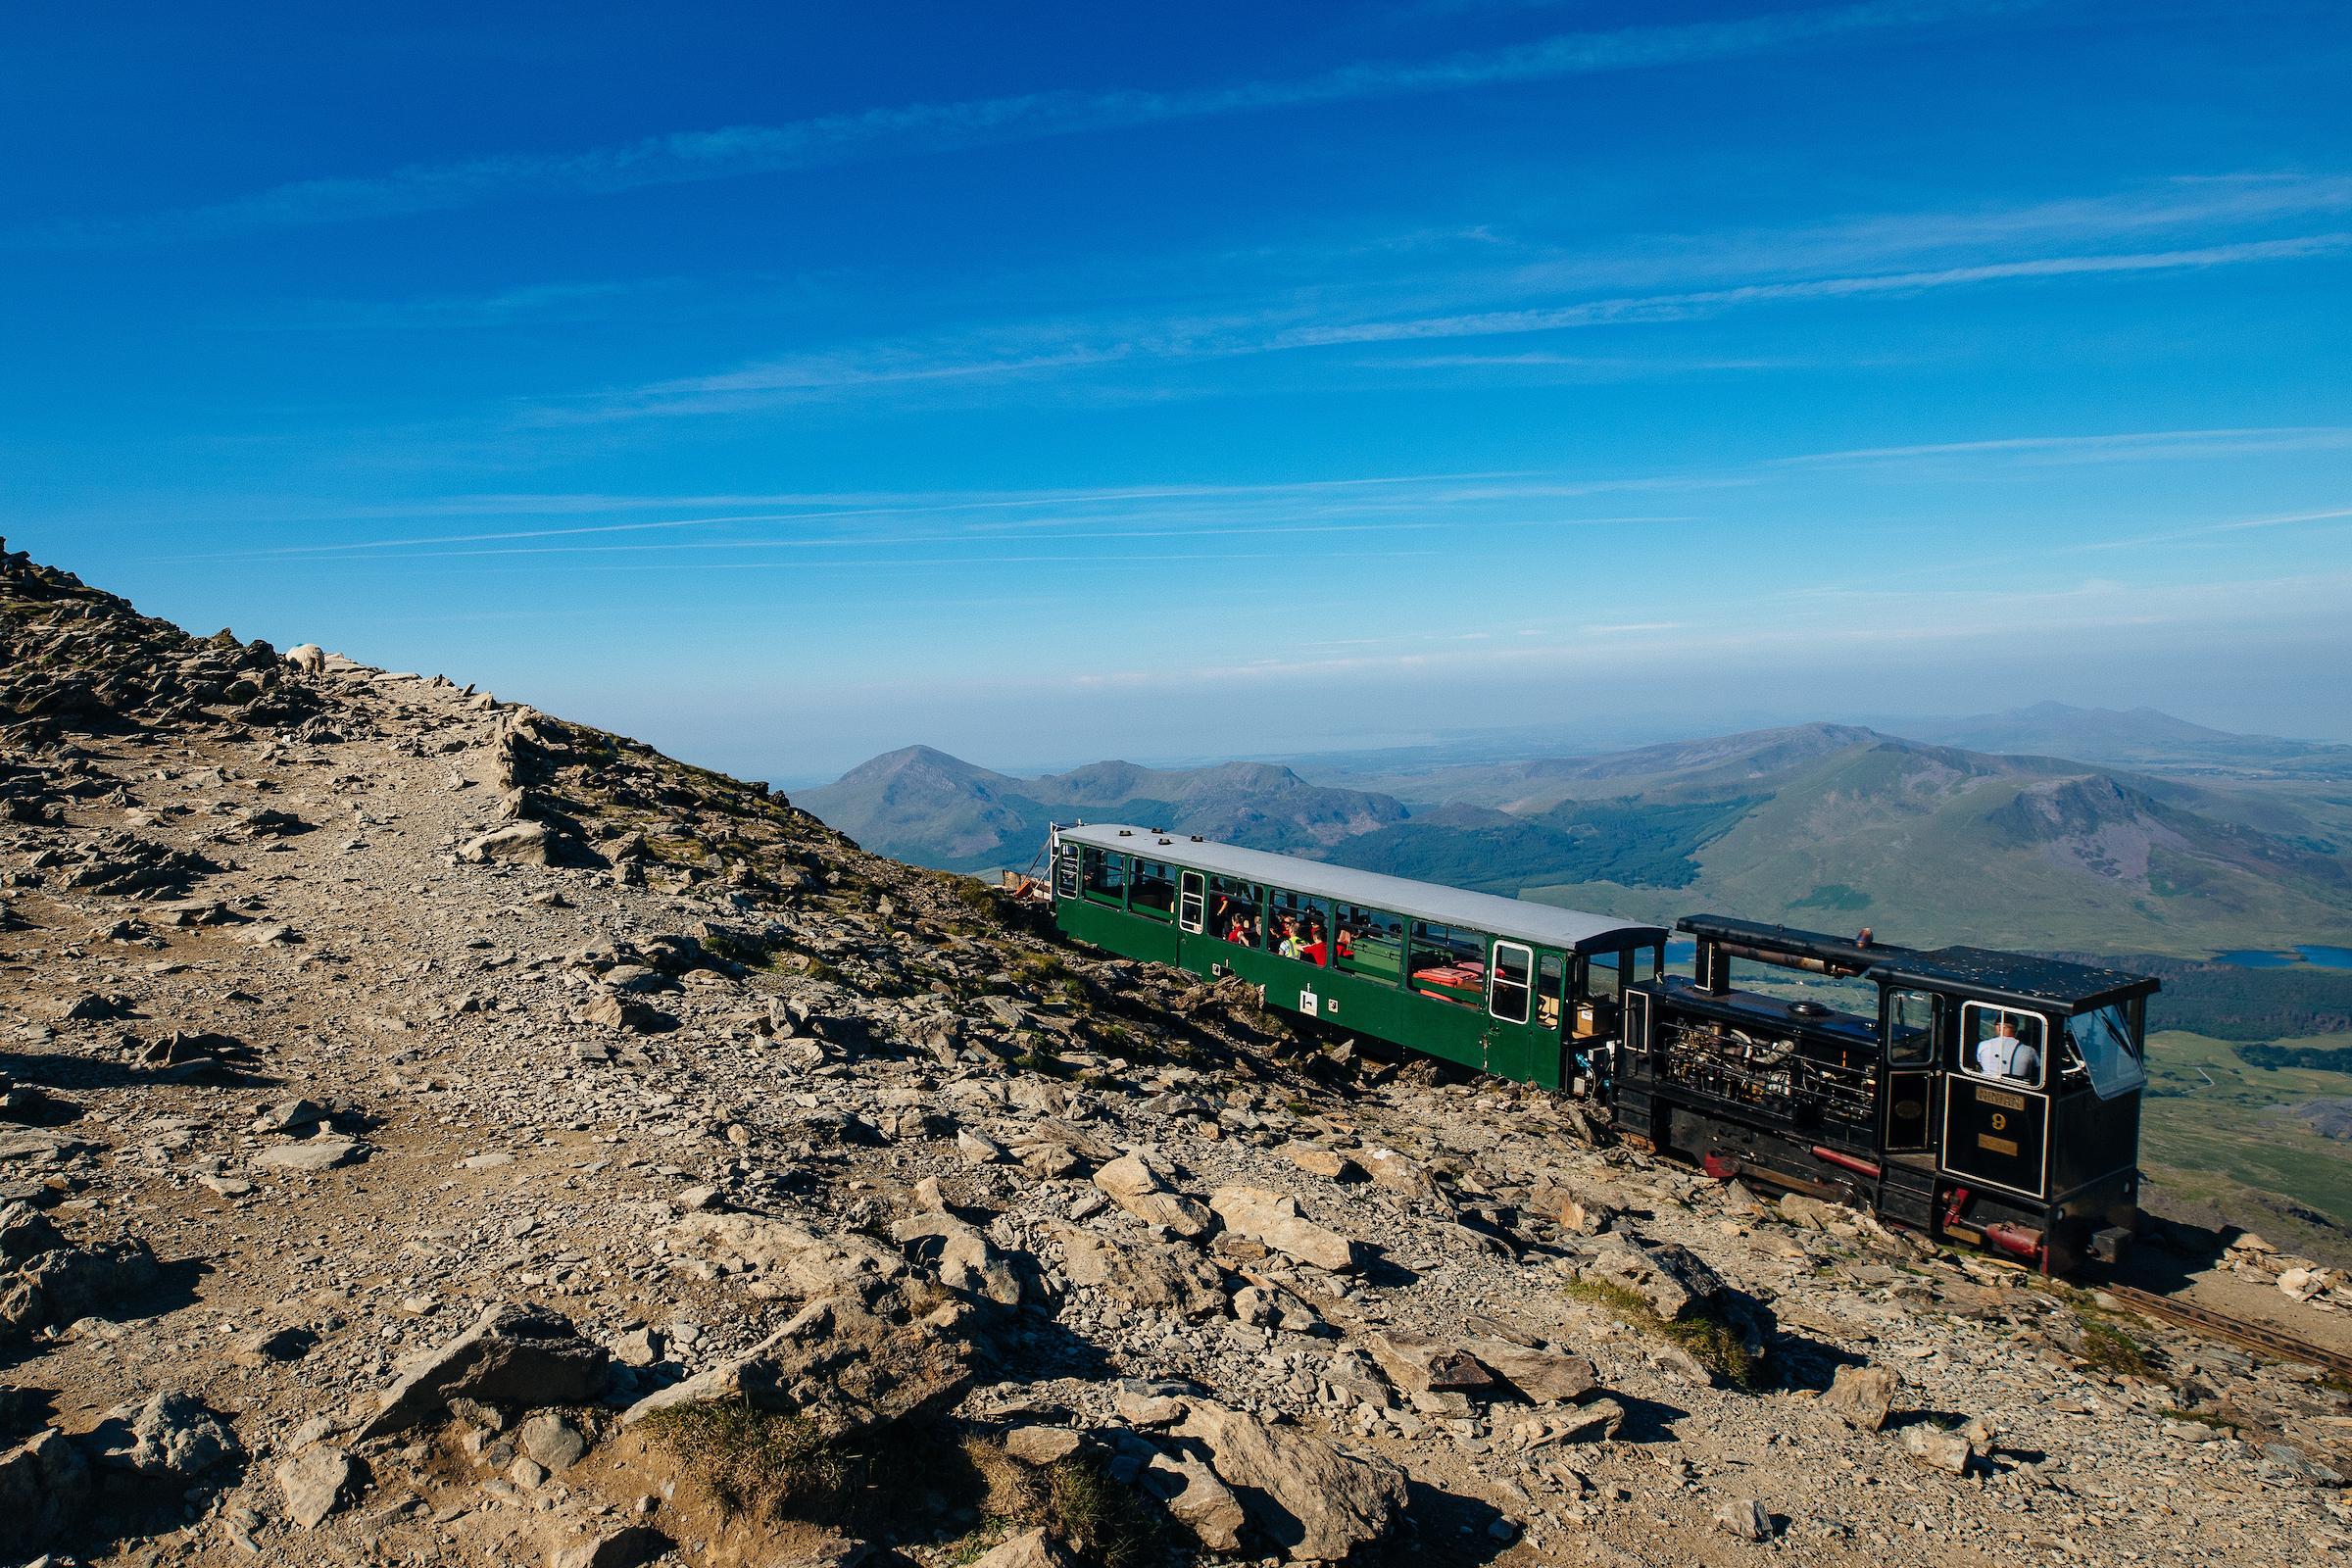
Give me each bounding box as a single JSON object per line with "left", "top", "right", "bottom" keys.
{"left": 2060, "top": 999, "right": 2148, "bottom": 1100}
{"left": 1962, "top": 1003, "right": 2046, "bottom": 1088}
{"left": 1489, "top": 942, "right": 1534, "bottom": 1024}
{"left": 1885, "top": 988, "right": 1937, "bottom": 1066}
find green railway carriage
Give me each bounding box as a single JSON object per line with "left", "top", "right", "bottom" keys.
{"left": 1048, "top": 821, "right": 1669, "bottom": 1090}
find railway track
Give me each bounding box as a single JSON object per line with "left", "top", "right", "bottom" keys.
{"left": 2099, "top": 1283, "right": 2352, "bottom": 1378}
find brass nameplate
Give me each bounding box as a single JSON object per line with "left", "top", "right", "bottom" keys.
{"left": 1977, "top": 1134, "right": 2020, "bottom": 1156}
{"left": 1976, "top": 1088, "right": 2028, "bottom": 1111}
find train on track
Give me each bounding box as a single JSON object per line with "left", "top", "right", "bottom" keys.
{"left": 1047, "top": 821, "right": 2158, "bottom": 1275}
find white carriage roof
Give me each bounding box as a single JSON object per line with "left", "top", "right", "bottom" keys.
{"left": 1056, "top": 822, "right": 1668, "bottom": 954}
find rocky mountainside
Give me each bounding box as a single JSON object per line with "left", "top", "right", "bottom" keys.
{"left": 0, "top": 537, "right": 2346, "bottom": 1568}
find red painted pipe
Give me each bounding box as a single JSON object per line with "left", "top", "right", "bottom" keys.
{"left": 1982, "top": 1222, "right": 2046, "bottom": 1267}
{"left": 1810, "top": 1146, "right": 1881, "bottom": 1180}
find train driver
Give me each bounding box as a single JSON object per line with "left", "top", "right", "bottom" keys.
{"left": 1974, "top": 1014, "right": 2042, "bottom": 1082}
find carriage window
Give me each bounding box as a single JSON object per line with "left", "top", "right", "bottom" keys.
{"left": 1962, "top": 1003, "right": 2046, "bottom": 1088}
{"left": 1490, "top": 942, "right": 1533, "bottom": 1024}
{"left": 1206, "top": 877, "right": 1261, "bottom": 946}
{"left": 1053, "top": 845, "right": 1079, "bottom": 899}
{"left": 1332, "top": 904, "right": 1404, "bottom": 982}
{"left": 1080, "top": 847, "right": 1126, "bottom": 906}
{"left": 1130, "top": 858, "right": 1176, "bottom": 920}
{"left": 1538, "top": 953, "right": 1566, "bottom": 1030}
{"left": 1265, "top": 888, "right": 1332, "bottom": 964}
{"left": 1409, "top": 921, "right": 1486, "bottom": 1006}
{"left": 1885, "top": 988, "right": 1936, "bottom": 1066}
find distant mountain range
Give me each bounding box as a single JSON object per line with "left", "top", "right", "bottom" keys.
{"left": 798, "top": 747, "right": 1407, "bottom": 874}
{"left": 1896, "top": 701, "right": 2352, "bottom": 777}
{"left": 800, "top": 706, "right": 2352, "bottom": 959}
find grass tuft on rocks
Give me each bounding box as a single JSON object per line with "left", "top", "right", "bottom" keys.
{"left": 1045, "top": 1455, "right": 1167, "bottom": 1568}
{"left": 2071, "top": 1313, "right": 2153, "bottom": 1378}
{"left": 641, "top": 1399, "right": 850, "bottom": 1521}
{"left": 1568, "top": 1276, "right": 1761, "bottom": 1388}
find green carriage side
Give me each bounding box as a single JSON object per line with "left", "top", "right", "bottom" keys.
{"left": 1048, "top": 821, "right": 1667, "bottom": 1089}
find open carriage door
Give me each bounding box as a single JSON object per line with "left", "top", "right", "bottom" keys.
{"left": 1177, "top": 869, "right": 1205, "bottom": 934}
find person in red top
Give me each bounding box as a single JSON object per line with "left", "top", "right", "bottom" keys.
{"left": 1300, "top": 916, "right": 1329, "bottom": 966}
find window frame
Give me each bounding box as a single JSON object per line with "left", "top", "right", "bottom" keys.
{"left": 1883, "top": 987, "right": 1938, "bottom": 1067}
{"left": 1489, "top": 940, "right": 1535, "bottom": 1025}
{"left": 1079, "top": 845, "right": 1128, "bottom": 909}
{"left": 1960, "top": 1001, "right": 2049, "bottom": 1090}
{"left": 1129, "top": 857, "right": 1178, "bottom": 922}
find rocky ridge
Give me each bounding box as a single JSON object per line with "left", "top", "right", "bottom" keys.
{"left": 0, "top": 537, "right": 2345, "bottom": 1567}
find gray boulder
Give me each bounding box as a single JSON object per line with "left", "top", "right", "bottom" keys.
{"left": 1093, "top": 1153, "right": 1213, "bottom": 1240}
{"left": 109, "top": 1391, "right": 241, "bottom": 1482}
{"left": 1208, "top": 1186, "right": 1359, "bottom": 1272}
{"left": 358, "top": 1302, "right": 609, "bottom": 1440}
{"left": 967, "top": 1528, "right": 1078, "bottom": 1568}
{"left": 0, "top": 1427, "right": 91, "bottom": 1556}
{"left": 1172, "top": 1398, "right": 1406, "bottom": 1561}
{"left": 1822, "top": 1363, "right": 1898, "bottom": 1430}
{"left": 548, "top": 1522, "right": 671, "bottom": 1568}
{"left": 1580, "top": 1234, "right": 1722, "bottom": 1320}
{"left": 274, "top": 1445, "right": 356, "bottom": 1529}
{"left": 1049, "top": 1224, "right": 1225, "bottom": 1318}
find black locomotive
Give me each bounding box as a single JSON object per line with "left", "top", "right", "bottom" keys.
{"left": 1614, "top": 915, "right": 2158, "bottom": 1272}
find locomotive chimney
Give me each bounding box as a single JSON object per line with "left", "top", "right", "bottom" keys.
{"left": 1856, "top": 926, "right": 1874, "bottom": 948}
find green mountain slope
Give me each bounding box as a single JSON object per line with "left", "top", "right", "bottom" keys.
{"left": 799, "top": 748, "right": 1408, "bottom": 872}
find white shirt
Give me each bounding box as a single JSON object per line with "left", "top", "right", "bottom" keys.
{"left": 1975, "top": 1033, "right": 2041, "bottom": 1082}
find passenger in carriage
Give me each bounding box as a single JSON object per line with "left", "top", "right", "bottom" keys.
{"left": 1276, "top": 918, "right": 1302, "bottom": 959}
{"left": 1299, "top": 917, "right": 1329, "bottom": 966}
{"left": 1335, "top": 925, "right": 1354, "bottom": 961}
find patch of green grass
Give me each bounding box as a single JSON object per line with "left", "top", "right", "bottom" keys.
{"left": 1567, "top": 1276, "right": 1760, "bottom": 1388}
{"left": 1012, "top": 952, "right": 1071, "bottom": 990}
{"left": 949, "top": 878, "right": 1004, "bottom": 922}
{"left": 642, "top": 1399, "right": 849, "bottom": 1521}
{"left": 2072, "top": 1313, "right": 2153, "bottom": 1378}
{"left": 1045, "top": 1457, "right": 1165, "bottom": 1568}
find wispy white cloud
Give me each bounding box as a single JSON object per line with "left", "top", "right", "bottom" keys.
{"left": 1779, "top": 424, "right": 2352, "bottom": 466}
{"left": 13, "top": 1, "right": 2052, "bottom": 248}
{"left": 572, "top": 230, "right": 2348, "bottom": 418}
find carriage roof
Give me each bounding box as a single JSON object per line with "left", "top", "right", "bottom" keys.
{"left": 1055, "top": 822, "right": 1669, "bottom": 955}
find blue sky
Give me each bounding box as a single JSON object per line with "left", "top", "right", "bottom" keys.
{"left": 6, "top": 1, "right": 2350, "bottom": 783}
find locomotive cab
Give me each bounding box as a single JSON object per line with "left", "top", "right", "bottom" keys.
{"left": 1617, "top": 915, "right": 2157, "bottom": 1273}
